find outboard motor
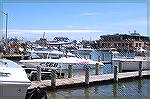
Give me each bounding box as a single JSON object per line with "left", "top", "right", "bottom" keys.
{"left": 25, "top": 87, "right": 48, "bottom": 99}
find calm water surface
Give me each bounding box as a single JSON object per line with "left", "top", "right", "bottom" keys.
{"left": 47, "top": 78, "right": 150, "bottom": 98}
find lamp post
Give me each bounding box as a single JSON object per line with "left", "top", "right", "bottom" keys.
{"left": 1, "top": 11, "right": 8, "bottom": 54}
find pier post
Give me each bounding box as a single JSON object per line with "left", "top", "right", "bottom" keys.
{"left": 110, "top": 52, "right": 113, "bottom": 64}
{"left": 85, "top": 66, "right": 90, "bottom": 84}
{"left": 95, "top": 63, "right": 100, "bottom": 75}
{"left": 101, "top": 52, "right": 104, "bottom": 61}
{"left": 21, "top": 54, "right": 24, "bottom": 60}
{"left": 29, "top": 55, "right": 32, "bottom": 59}
{"left": 51, "top": 69, "right": 56, "bottom": 88}
{"left": 89, "top": 54, "right": 91, "bottom": 59}
{"left": 139, "top": 61, "right": 142, "bottom": 78}
{"left": 98, "top": 56, "right": 101, "bottom": 62}
{"left": 118, "top": 61, "right": 122, "bottom": 73}
{"left": 114, "top": 65, "right": 118, "bottom": 82}
{"left": 68, "top": 64, "right": 72, "bottom": 78}
{"left": 37, "top": 66, "right": 41, "bottom": 81}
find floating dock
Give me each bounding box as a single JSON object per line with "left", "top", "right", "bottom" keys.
{"left": 28, "top": 70, "right": 150, "bottom": 90}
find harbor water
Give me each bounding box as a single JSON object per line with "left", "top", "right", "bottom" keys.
{"left": 47, "top": 78, "right": 150, "bottom": 98}
{"left": 46, "top": 50, "right": 150, "bottom": 98}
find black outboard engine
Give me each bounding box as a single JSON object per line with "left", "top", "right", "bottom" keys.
{"left": 25, "top": 87, "right": 48, "bottom": 99}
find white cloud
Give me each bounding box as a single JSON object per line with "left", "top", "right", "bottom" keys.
{"left": 65, "top": 25, "right": 74, "bottom": 28}
{"left": 8, "top": 29, "right": 102, "bottom": 34}
{"left": 79, "top": 12, "right": 100, "bottom": 16}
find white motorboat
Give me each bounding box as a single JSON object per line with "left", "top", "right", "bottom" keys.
{"left": 0, "top": 59, "right": 31, "bottom": 99}
{"left": 20, "top": 56, "right": 104, "bottom": 69}
{"left": 29, "top": 46, "right": 75, "bottom": 59}
{"left": 112, "top": 48, "right": 150, "bottom": 71}
{"left": 71, "top": 48, "right": 94, "bottom": 55}
{"left": 23, "top": 46, "right": 102, "bottom": 69}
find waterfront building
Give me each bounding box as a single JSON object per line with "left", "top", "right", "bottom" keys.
{"left": 95, "top": 31, "right": 150, "bottom": 51}
{"left": 46, "top": 37, "right": 76, "bottom": 50}
{"left": 53, "top": 36, "right": 69, "bottom": 42}
{"left": 35, "top": 38, "right": 47, "bottom": 47}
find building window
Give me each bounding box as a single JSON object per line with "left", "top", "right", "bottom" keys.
{"left": 102, "top": 43, "right": 104, "bottom": 47}
{"left": 136, "top": 43, "right": 138, "bottom": 47}
{"left": 139, "top": 43, "right": 141, "bottom": 47}
{"left": 122, "top": 43, "right": 124, "bottom": 47}
{"left": 129, "top": 43, "right": 132, "bottom": 47}
{"left": 114, "top": 43, "right": 116, "bottom": 47}
{"left": 108, "top": 43, "right": 110, "bottom": 47}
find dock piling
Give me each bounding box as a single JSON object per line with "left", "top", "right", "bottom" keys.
{"left": 37, "top": 66, "right": 41, "bottom": 81}
{"left": 101, "top": 52, "right": 104, "bottom": 61}
{"left": 68, "top": 64, "right": 73, "bottom": 78}
{"left": 89, "top": 54, "right": 91, "bottom": 59}
{"left": 95, "top": 63, "right": 100, "bottom": 75}
{"left": 21, "top": 54, "right": 24, "bottom": 60}
{"left": 85, "top": 66, "right": 90, "bottom": 84}
{"left": 98, "top": 56, "right": 101, "bottom": 61}
{"left": 51, "top": 69, "right": 56, "bottom": 88}
{"left": 118, "top": 61, "right": 122, "bottom": 73}
{"left": 114, "top": 65, "right": 118, "bottom": 82}
{"left": 139, "top": 61, "right": 142, "bottom": 78}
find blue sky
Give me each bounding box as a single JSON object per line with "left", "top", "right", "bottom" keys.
{"left": 1, "top": 3, "right": 149, "bottom": 41}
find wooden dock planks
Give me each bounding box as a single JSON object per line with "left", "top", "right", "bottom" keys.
{"left": 28, "top": 70, "right": 150, "bottom": 90}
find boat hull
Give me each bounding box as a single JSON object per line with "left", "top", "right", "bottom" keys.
{"left": 0, "top": 82, "right": 30, "bottom": 99}
{"left": 22, "top": 62, "right": 97, "bottom": 69}
{"left": 59, "top": 64, "right": 96, "bottom": 69}
{"left": 121, "top": 61, "right": 150, "bottom": 71}
{"left": 0, "top": 59, "right": 31, "bottom": 99}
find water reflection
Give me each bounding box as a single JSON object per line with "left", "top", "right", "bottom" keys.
{"left": 83, "top": 87, "right": 90, "bottom": 99}
{"left": 113, "top": 83, "right": 118, "bottom": 97}
{"left": 50, "top": 91, "right": 57, "bottom": 99}
{"left": 47, "top": 78, "right": 150, "bottom": 98}
{"left": 94, "top": 86, "right": 99, "bottom": 95}
{"left": 137, "top": 79, "right": 142, "bottom": 94}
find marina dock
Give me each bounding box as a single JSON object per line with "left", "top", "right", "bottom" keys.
{"left": 28, "top": 70, "right": 150, "bottom": 90}
{"left": 3, "top": 54, "right": 29, "bottom": 60}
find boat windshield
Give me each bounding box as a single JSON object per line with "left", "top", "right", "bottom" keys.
{"left": 34, "top": 47, "right": 49, "bottom": 51}
{"left": 0, "top": 59, "right": 21, "bottom": 68}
